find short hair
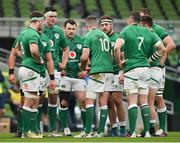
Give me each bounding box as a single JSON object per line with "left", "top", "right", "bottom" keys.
{"left": 99, "top": 15, "right": 113, "bottom": 24}
{"left": 128, "top": 11, "right": 140, "bottom": 23}
{"left": 64, "top": 19, "right": 77, "bottom": 27}
{"left": 30, "top": 11, "right": 44, "bottom": 22}
{"left": 140, "top": 15, "right": 153, "bottom": 27}
{"left": 44, "top": 6, "right": 57, "bottom": 13}
{"left": 85, "top": 15, "right": 97, "bottom": 26}
{"left": 139, "top": 8, "right": 151, "bottom": 16}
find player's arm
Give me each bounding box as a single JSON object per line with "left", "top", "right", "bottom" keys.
{"left": 45, "top": 52, "right": 54, "bottom": 76}
{"left": 8, "top": 40, "right": 21, "bottom": 84}
{"left": 80, "top": 48, "right": 90, "bottom": 70}
{"left": 163, "top": 36, "right": 176, "bottom": 55}
{"left": 45, "top": 51, "right": 56, "bottom": 89}
{"left": 149, "top": 41, "right": 166, "bottom": 65}
{"left": 30, "top": 43, "right": 43, "bottom": 64}
{"left": 114, "top": 38, "right": 124, "bottom": 67}
{"left": 60, "top": 46, "right": 69, "bottom": 70}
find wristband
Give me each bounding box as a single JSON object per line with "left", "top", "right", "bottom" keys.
{"left": 9, "top": 69, "right": 14, "bottom": 75}
{"left": 49, "top": 74, "right": 55, "bottom": 80}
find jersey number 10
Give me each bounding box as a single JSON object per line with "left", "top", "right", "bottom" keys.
{"left": 99, "top": 38, "right": 110, "bottom": 52}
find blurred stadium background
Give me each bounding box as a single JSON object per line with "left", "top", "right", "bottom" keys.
{"left": 0, "top": 0, "right": 180, "bottom": 133}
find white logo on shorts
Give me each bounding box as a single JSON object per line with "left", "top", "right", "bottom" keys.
{"left": 28, "top": 71, "right": 34, "bottom": 77}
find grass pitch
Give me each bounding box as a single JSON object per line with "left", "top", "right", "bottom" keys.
{"left": 0, "top": 132, "right": 180, "bottom": 142}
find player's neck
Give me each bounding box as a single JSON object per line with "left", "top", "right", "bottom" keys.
{"left": 29, "top": 24, "right": 38, "bottom": 31}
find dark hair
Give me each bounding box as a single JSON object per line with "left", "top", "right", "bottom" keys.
{"left": 99, "top": 15, "right": 113, "bottom": 23}
{"left": 64, "top": 19, "right": 77, "bottom": 27}
{"left": 128, "top": 11, "right": 140, "bottom": 23}
{"left": 44, "top": 6, "right": 57, "bottom": 13}
{"left": 140, "top": 15, "right": 153, "bottom": 27}
{"left": 139, "top": 8, "right": 151, "bottom": 16}
{"left": 30, "top": 11, "right": 44, "bottom": 19}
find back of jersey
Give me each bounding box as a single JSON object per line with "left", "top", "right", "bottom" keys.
{"left": 83, "top": 29, "right": 113, "bottom": 74}
{"left": 119, "top": 24, "right": 160, "bottom": 72}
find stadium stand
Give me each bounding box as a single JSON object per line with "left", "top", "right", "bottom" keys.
{"left": 140, "top": 0, "right": 148, "bottom": 8}
{"left": 170, "top": 0, "right": 180, "bottom": 19}
{"left": 0, "top": 0, "right": 4, "bottom": 17}
{"left": 124, "top": 0, "right": 133, "bottom": 12}
{"left": 115, "top": 0, "right": 129, "bottom": 18}
{"left": 161, "top": 0, "right": 178, "bottom": 20}
{"left": 95, "top": 0, "right": 104, "bottom": 16}
{"left": 110, "top": 0, "right": 121, "bottom": 18}
{"left": 146, "top": 0, "right": 163, "bottom": 19}
{"left": 131, "top": 0, "right": 142, "bottom": 11}
{"left": 101, "top": 0, "right": 115, "bottom": 17}
{"left": 155, "top": 0, "right": 168, "bottom": 20}
{"left": 0, "top": 0, "right": 179, "bottom": 19}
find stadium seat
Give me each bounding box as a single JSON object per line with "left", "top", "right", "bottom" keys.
{"left": 161, "top": 0, "right": 178, "bottom": 20}
{"left": 0, "top": 0, "right": 4, "bottom": 17}
{"left": 124, "top": 0, "right": 133, "bottom": 12}
{"left": 146, "top": 0, "right": 163, "bottom": 19}
{"left": 169, "top": 0, "right": 180, "bottom": 19}
{"left": 140, "top": 0, "right": 148, "bottom": 8}
{"left": 155, "top": 0, "right": 168, "bottom": 20}
{"left": 109, "top": 0, "right": 121, "bottom": 18}
{"left": 115, "top": 0, "right": 129, "bottom": 18}
{"left": 13, "top": 0, "right": 21, "bottom": 17}
{"left": 131, "top": 0, "right": 143, "bottom": 10}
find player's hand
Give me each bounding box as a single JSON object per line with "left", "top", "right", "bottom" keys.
{"left": 119, "top": 60, "right": 125, "bottom": 68}
{"left": 59, "top": 62, "right": 66, "bottom": 70}
{"left": 61, "top": 70, "right": 67, "bottom": 76}
{"left": 48, "top": 80, "right": 56, "bottom": 90}
{"left": 78, "top": 70, "right": 88, "bottom": 79}
{"left": 119, "top": 73, "right": 124, "bottom": 84}
{"left": 8, "top": 74, "right": 16, "bottom": 84}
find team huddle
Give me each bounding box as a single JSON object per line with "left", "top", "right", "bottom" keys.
{"left": 8, "top": 6, "right": 176, "bottom": 139}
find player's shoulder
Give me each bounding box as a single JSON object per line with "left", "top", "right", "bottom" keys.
{"left": 53, "top": 25, "right": 64, "bottom": 33}
{"left": 40, "top": 33, "right": 49, "bottom": 41}
{"left": 153, "top": 23, "right": 165, "bottom": 30}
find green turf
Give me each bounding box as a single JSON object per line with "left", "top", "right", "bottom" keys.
{"left": 0, "top": 132, "right": 180, "bottom": 142}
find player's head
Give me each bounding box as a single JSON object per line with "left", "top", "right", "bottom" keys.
{"left": 127, "top": 11, "right": 140, "bottom": 25}
{"left": 139, "top": 8, "right": 151, "bottom": 17}
{"left": 44, "top": 6, "right": 57, "bottom": 26}
{"left": 29, "top": 11, "right": 44, "bottom": 32}
{"left": 85, "top": 15, "right": 98, "bottom": 31}
{"left": 64, "top": 19, "right": 77, "bottom": 39}
{"left": 99, "top": 15, "right": 113, "bottom": 35}
{"left": 140, "top": 15, "right": 153, "bottom": 28}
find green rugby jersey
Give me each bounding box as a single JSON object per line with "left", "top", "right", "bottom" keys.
{"left": 119, "top": 24, "right": 160, "bottom": 72}
{"left": 109, "top": 32, "right": 120, "bottom": 74}
{"left": 39, "top": 33, "right": 51, "bottom": 77}
{"left": 83, "top": 29, "right": 113, "bottom": 74}
{"left": 65, "top": 35, "right": 83, "bottom": 78}
{"left": 43, "top": 24, "right": 68, "bottom": 70}
{"left": 18, "top": 27, "right": 41, "bottom": 73}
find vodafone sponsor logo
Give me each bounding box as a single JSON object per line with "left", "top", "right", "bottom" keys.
{"left": 69, "top": 51, "right": 76, "bottom": 59}
{"left": 50, "top": 40, "right": 54, "bottom": 47}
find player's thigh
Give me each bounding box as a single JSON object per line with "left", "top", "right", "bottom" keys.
{"left": 124, "top": 69, "right": 139, "bottom": 95}
{"left": 149, "top": 67, "right": 162, "bottom": 89}
{"left": 60, "top": 76, "right": 71, "bottom": 91}
{"left": 114, "top": 74, "right": 123, "bottom": 92}
{"left": 104, "top": 73, "right": 114, "bottom": 92}
{"left": 18, "top": 67, "right": 40, "bottom": 92}
{"left": 87, "top": 73, "right": 105, "bottom": 92}
{"left": 72, "top": 78, "right": 86, "bottom": 92}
